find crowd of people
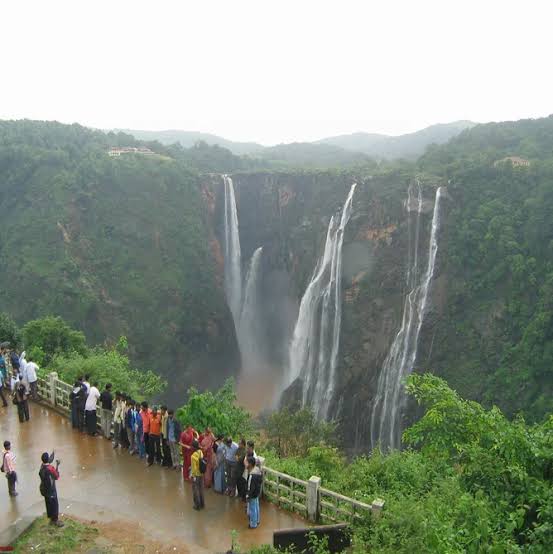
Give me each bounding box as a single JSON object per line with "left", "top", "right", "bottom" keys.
{"left": 1, "top": 357, "right": 263, "bottom": 529}
{"left": 70, "top": 379, "right": 263, "bottom": 527}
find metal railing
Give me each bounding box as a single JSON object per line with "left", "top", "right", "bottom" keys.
{"left": 37, "top": 371, "right": 385, "bottom": 523}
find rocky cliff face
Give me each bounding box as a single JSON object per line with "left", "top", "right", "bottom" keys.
{"left": 203, "top": 171, "right": 447, "bottom": 450}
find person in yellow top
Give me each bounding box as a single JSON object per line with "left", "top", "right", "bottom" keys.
{"left": 190, "top": 439, "right": 205, "bottom": 510}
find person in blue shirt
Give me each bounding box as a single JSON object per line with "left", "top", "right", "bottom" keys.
{"left": 224, "top": 437, "right": 239, "bottom": 496}
{"left": 166, "top": 409, "right": 182, "bottom": 469}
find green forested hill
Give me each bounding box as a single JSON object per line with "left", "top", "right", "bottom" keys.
{"left": 0, "top": 120, "right": 238, "bottom": 400}
{"left": 417, "top": 115, "right": 553, "bottom": 421}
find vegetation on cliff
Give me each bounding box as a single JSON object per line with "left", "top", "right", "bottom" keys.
{"left": 0, "top": 120, "right": 237, "bottom": 400}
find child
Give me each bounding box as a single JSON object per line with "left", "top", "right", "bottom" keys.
{"left": 190, "top": 439, "right": 205, "bottom": 510}
{"left": 246, "top": 456, "right": 262, "bottom": 529}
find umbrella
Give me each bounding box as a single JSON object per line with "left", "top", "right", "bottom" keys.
{"left": 0, "top": 341, "right": 10, "bottom": 348}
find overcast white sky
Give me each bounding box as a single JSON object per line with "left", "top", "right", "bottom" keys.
{"left": 1, "top": 0, "right": 551, "bottom": 145}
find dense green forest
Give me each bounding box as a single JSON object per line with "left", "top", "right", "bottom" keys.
{"left": 418, "top": 115, "right": 553, "bottom": 421}
{"left": 0, "top": 120, "right": 238, "bottom": 400}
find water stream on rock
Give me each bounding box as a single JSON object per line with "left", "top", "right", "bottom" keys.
{"left": 223, "top": 174, "right": 242, "bottom": 324}
{"left": 285, "top": 183, "right": 357, "bottom": 419}
{"left": 370, "top": 184, "right": 444, "bottom": 450}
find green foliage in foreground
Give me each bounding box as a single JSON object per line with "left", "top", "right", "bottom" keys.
{"left": 265, "top": 374, "right": 553, "bottom": 553}
{"left": 176, "top": 378, "right": 252, "bottom": 437}
{"left": 0, "top": 312, "right": 21, "bottom": 348}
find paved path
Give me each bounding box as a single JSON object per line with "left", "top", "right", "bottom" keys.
{"left": 0, "top": 402, "right": 305, "bottom": 552}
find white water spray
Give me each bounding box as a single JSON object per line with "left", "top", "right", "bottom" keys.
{"left": 370, "top": 184, "right": 444, "bottom": 450}
{"left": 223, "top": 175, "right": 242, "bottom": 324}
{"left": 285, "top": 184, "right": 357, "bottom": 419}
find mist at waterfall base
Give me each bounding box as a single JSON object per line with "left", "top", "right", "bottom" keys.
{"left": 222, "top": 175, "right": 289, "bottom": 413}
{"left": 370, "top": 184, "right": 444, "bottom": 451}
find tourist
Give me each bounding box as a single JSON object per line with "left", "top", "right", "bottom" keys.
{"left": 213, "top": 434, "right": 226, "bottom": 493}
{"left": 10, "top": 350, "right": 20, "bottom": 375}
{"left": 69, "top": 378, "right": 84, "bottom": 429}
{"left": 112, "top": 392, "right": 124, "bottom": 448}
{"left": 13, "top": 382, "right": 30, "bottom": 422}
{"left": 200, "top": 427, "right": 215, "bottom": 488}
{"left": 25, "top": 356, "right": 39, "bottom": 400}
{"left": 39, "top": 452, "right": 63, "bottom": 527}
{"left": 0, "top": 368, "right": 8, "bottom": 407}
{"left": 135, "top": 402, "right": 145, "bottom": 458}
{"left": 77, "top": 375, "right": 87, "bottom": 432}
{"left": 148, "top": 406, "right": 162, "bottom": 466}
{"left": 82, "top": 374, "right": 91, "bottom": 394}
{"left": 224, "top": 437, "right": 239, "bottom": 496}
{"left": 0, "top": 350, "right": 7, "bottom": 386}
{"left": 235, "top": 438, "right": 247, "bottom": 499}
{"left": 99, "top": 383, "right": 113, "bottom": 439}
{"left": 245, "top": 456, "right": 262, "bottom": 529}
{"left": 179, "top": 423, "right": 196, "bottom": 481}
{"left": 10, "top": 366, "right": 20, "bottom": 393}
{"left": 240, "top": 440, "right": 258, "bottom": 499}
{"left": 166, "top": 409, "right": 182, "bottom": 470}
{"left": 126, "top": 398, "right": 136, "bottom": 454}
{"left": 2, "top": 440, "right": 17, "bottom": 497}
{"left": 140, "top": 401, "right": 151, "bottom": 458}
{"left": 190, "top": 439, "right": 205, "bottom": 510}
{"left": 84, "top": 381, "right": 100, "bottom": 435}
{"left": 120, "top": 394, "right": 130, "bottom": 449}
{"left": 160, "top": 405, "right": 171, "bottom": 467}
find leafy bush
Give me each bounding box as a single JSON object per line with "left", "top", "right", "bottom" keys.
{"left": 176, "top": 379, "right": 252, "bottom": 437}
{"left": 0, "top": 312, "right": 21, "bottom": 348}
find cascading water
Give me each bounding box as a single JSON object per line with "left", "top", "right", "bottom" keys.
{"left": 285, "top": 183, "right": 357, "bottom": 420}
{"left": 238, "top": 247, "right": 263, "bottom": 373}
{"left": 222, "top": 175, "right": 242, "bottom": 324}
{"left": 370, "top": 184, "right": 444, "bottom": 450}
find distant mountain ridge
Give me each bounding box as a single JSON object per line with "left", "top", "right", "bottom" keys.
{"left": 317, "top": 121, "right": 477, "bottom": 159}
{"left": 118, "top": 120, "right": 477, "bottom": 161}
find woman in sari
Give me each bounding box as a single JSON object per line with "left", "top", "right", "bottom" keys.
{"left": 179, "top": 424, "right": 196, "bottom": 481}
{"left": 200, "top": 427, "right": 215, "bottom": 488}
{"left": 213, "top": 434, "right": 226, "bottom": 493}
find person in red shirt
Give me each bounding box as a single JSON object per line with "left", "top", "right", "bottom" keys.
{"left": 179, "top": 424, "right": 196, "bottom": 481}
{"left": 140, "top": 401, "right": 151, "bottom": 460}
{"left": 148, "top": 407, "right": 162, "bottom": 466}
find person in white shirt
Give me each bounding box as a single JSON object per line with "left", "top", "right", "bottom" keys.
{"left": 84, "top": 382, "right": 100, "bottom": 436}
{"left": 25, "top": 357, "right": 39, "bottom": 400}
{"left": 82, "top": 375, "right": 91, "bottom": 394}
{"left": 112, "top": 392, "right": 125, "bottom": 448}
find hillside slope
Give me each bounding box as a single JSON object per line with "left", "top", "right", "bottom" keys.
{"left": 0, "top": 120, "right": 239, "bottom": 401}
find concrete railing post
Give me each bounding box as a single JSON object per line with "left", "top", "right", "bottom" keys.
{"left": 307, "top": 475, "right": 321, "bottom": 522}
{"left": 371, "top": 498, "right": 385, "bottom": 518}
{"left": 48, "top": 372, "right": 58, "bottom": 406}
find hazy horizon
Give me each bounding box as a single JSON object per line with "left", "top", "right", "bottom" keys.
{"left": 2, "top": 0, "right": 552, "bottom": 145}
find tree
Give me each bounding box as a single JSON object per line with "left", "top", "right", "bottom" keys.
{"left": 0, "top": 312, "right": 21, "bottom": 348}
{"left": 176, "top": 379, "right": 252, "bottom": 437}
{"left": 22, "top": 316, "right": 87, "bottom": 365}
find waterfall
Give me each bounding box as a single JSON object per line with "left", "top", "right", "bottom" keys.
{"left": 370, "top": 184, "right": 444, "bottom": 450}
{"left": 223, "top": 175, "right": 242, "bottom": 324}
{"left": 285, "top": 183, "right": 357, "bottom": 420}
{"left": 238, "top": 247, "right": 263, "bottom": 373}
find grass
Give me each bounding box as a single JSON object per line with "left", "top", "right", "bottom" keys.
{"left": 13, "top": 516, "right": 98, "bottom": 553}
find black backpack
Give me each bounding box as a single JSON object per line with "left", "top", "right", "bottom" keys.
{"left": 199, "top": 456, "right": 207, "bottom": 474}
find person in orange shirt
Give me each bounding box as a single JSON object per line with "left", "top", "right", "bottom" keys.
{"left": 148, "top": 406, "right": 162, "bottom": 466}
{"left": 140, "top": 402, "right": 151, "bottom": 461}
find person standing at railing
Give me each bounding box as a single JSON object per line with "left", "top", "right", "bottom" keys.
{"left": 213, "top": 434, "right": 226, "bottom": 493}
{"left": 24, "top": 356, "right": 39, "bottom": 400}
{"left": 126, "top": 398, "right": 136, "bottom": 454}
{"left": 246, "top": 456, "right": 262, "bottom": 529}
{"left": 77, "top": 376, "right": 87, "bottom": 432}
{"left": 160, "top": 405, "right": 172, "bottom": 468}
{"left": 135, "top": 401, "right": 146, "bottom": 458}
{"left": 148, "top": 406, "right": 162, "bottom": 466}
{"left": 113, "top": 392, "right": 125, "bottom": 448}
{"left": 99, "top": 383, "right": 113, "bottom": 439}
{"left": 166, "top": 409, "right": 182, "bottom": 469}
{"left": 140, "top": 401, "right": 151, "bottom": 458}
{"left": 84, "top": 381, "right": 100, "bottom": 436}
{"left": 69, "top": 378, "right": 85, "bottom": 429}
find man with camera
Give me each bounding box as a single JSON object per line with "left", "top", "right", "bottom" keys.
{"left": 39, "top": 451, "right": 64, "bottom": 527}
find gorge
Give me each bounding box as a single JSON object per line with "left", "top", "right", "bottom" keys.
{"left": 2, "top": 116, "right": 553, "bottom": 452}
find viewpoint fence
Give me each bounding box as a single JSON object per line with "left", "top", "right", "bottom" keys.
{"left": 36, "top": 372, "right": 384, "bottom": 524}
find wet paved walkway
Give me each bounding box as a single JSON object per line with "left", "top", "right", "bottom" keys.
{"left": 0, "top": 402, "right": 306, "bottom": 552}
